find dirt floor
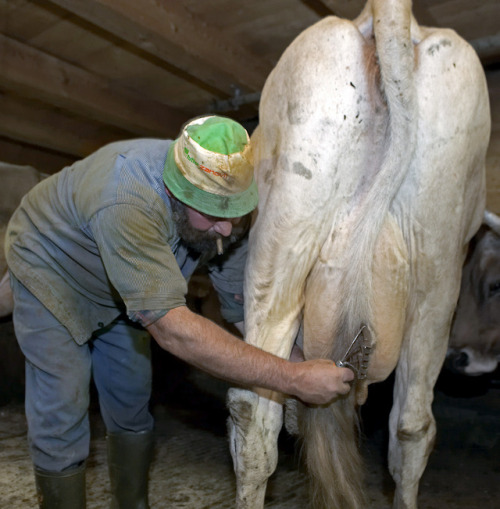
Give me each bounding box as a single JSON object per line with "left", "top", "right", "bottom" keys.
{"left": 1, "top": 318, "right": 499, "bottom": 508}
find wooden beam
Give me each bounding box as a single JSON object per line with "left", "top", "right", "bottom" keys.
{"left": 0, "top": 34, "right": 189, "bottom": 139}
{"left": 47, "top": 0, "right": 271, "bottom": 94}
{"left": 0, "top": 136, "right": 76, "bottom": 175}
{"left": 300, "top": 0, "right": 335, "bottom": 17}
{"left": 470, "top": 34, "right": 500, "bottom": 64}
{"left": 309, "top": 0, "right": 365, "bottom": 19}
{"left": 0, "top": 91, "right": 134, "bottom": 157}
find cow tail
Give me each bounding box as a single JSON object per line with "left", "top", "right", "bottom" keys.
{"left": 298, "top": 3, "right": 417, "bottom": 508}
{"left": 297, "top": 392, "right": 365, "bottom": 509}
{"left": 339, "top": 0, "right": 417, "bottom": 343}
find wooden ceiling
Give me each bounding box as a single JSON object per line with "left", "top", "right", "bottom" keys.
{"left": 1, "top": 0, "right": 499, "bottom": 175}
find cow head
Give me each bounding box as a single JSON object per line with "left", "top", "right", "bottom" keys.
{"left": 447, "top": 213, "right": 500, "bottom": 376}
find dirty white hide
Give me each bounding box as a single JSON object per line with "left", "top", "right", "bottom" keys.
{"left": 447, "top": 211, "right": 500, "bottom": 376}
{"left": 226, "top": 1, "right": 490, "bottom": 508}
{"left": 0, "top": 163, "right": 45, "bottom": 317}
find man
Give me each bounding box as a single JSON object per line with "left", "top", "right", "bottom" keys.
{"left": 5, "top": 115, "right": 354, "bottom": 508}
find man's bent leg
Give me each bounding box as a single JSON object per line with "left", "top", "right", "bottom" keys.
{"left": 91, "top": 317, "right": 153, "bottom": 432}
{"left": 11, "top": 275, "right": 91, "bottom": 507}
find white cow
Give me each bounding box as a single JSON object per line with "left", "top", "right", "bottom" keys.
{"left": 0, "top": 163, "right": 45, "bottom": 317}
{"left": 227, "top": 1, "right": 490, "bottom": 508}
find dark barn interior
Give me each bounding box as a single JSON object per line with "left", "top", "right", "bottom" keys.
{"left": 1, "top": 1, "right": 499, "bottom": 508}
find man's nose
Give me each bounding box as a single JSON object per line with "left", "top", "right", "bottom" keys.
{"left": 212, "top": 221, "right": 233, "bottom": 237}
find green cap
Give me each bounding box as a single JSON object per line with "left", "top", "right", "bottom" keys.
{"left": 163, "top": 115, "right": 258, "bottom": 218}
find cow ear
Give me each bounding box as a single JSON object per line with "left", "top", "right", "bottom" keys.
{"left": 483, "top": 210, "right": 500, "bottom": 236}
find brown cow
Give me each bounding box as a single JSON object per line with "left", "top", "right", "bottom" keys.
{"left": 447, "top": 211, "right": 500, "bottom": 375}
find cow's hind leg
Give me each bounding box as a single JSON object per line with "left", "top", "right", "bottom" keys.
{"left": 388, "top": 22, "right": 489, "bottom": 508}
{"left": 388, "top": 289, "right": 458, "bottom": 509}
{"left": 227, "top": 388, "right": 283, "bottom": 508}
{"left": 226, "top": 284, "right": 302, "bottom": 508}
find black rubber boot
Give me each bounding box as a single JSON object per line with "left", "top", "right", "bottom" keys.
{"left": 34, "top": 463, "right": 86, "bottom": 508}
{"left": 107, "top": 430, "right": 154, "bottom": 509}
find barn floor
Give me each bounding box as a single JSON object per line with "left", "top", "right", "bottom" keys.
{"left": 1, "top": 319, "right": 499, "bottom": 509}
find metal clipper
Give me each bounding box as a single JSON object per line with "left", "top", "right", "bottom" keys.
{"left": 336, "top": 324, "right": 373, "bottom": 380}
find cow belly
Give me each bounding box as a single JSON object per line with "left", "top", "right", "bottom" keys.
{"left": 303, "top": 213, "right": 409, "bottom": 404}
{"left": 369, "top": 215, "right": 409, "bottom": 382}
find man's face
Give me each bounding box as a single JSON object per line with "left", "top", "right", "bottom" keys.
{"left": 169, "top": 195, "right": 248, "bottom": 255}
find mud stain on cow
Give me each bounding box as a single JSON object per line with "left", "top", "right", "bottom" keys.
{"left": 287, "top": 100, "right": 308, "bottom": 125}
{"left": 292, "top": 161, "right": 312, "bottom": 180}
{"left": 270, "top": 154, "right": 312, "bottom": 180}
{"left": 427, "top": 39, "right": 452, "bottom": 56}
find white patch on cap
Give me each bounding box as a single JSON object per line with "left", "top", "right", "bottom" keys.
{"left": 174, "top": 119, "right": 253, "bottom": 197}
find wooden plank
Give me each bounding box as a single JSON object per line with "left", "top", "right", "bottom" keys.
{"left": 0, "top": 0, "right": 62, "bottom": 40}
{"left": 0, "top": 136, "right": 76, "bottom": 175}
{"left": 46, "top": 0, "right": 271, "bottom": 94}
{"left": 0, "top": 92, "right": 135, "bottom": 157}
{"left": 0, "top": 34, "right": 189, "bottom": 138}
{"left": 300, "top": 0, "right": 334, "bottom": 17}
{"left": 315, "top": 0, "right": 365, "bottom": 19}
{"left": 422, "top": 0, "right": 499, "bottom": 41}
{"left": 0, "top": 0, "right": 219, "bottom": 113}
{"left": 470, "top": 35, "right": 500, "bottom": 64}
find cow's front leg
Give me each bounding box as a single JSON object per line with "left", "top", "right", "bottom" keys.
{"left": 227, "top": 387, "right": 284, "bottom": 509}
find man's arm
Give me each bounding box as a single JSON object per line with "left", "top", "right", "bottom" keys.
{"left": 147, "top": 305, "right": 354, "bottom": 405}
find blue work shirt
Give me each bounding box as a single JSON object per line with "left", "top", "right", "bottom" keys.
{"left": 5, "top": 139, "right": 247, "bottom": 345}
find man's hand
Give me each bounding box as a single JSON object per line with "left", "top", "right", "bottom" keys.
{"left": 289, "top": 359, "right": 355, "bottom": 405}
{"left": 148, "top": 306, "right": 355, "bottom": 407}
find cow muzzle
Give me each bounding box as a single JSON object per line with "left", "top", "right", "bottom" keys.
{"left": 445, "top": 347, "right": 499, "bottom": 376}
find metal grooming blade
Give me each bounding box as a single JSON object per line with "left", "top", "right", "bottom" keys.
{"left": 336, "top": 324, "right": 373, "bottom": 380}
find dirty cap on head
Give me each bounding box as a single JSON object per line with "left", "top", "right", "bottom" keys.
{"left": 163, "top": 115, "right": 259, "bottom": 218}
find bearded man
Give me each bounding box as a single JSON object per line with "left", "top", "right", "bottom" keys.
{"left": 5, "top": 115, "right": 353, "bottom": 508}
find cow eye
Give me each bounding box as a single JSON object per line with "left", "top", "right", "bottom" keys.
{"left": 489, "top": 280, "right": 500, "bottom": 298}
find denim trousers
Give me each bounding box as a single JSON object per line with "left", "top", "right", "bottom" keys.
{"left": 10, "top": 275, "right": 154, "bottom": 472}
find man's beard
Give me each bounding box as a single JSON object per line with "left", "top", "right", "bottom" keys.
{"left": 170, "top": 198, "right": 248, "bottom": 256}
